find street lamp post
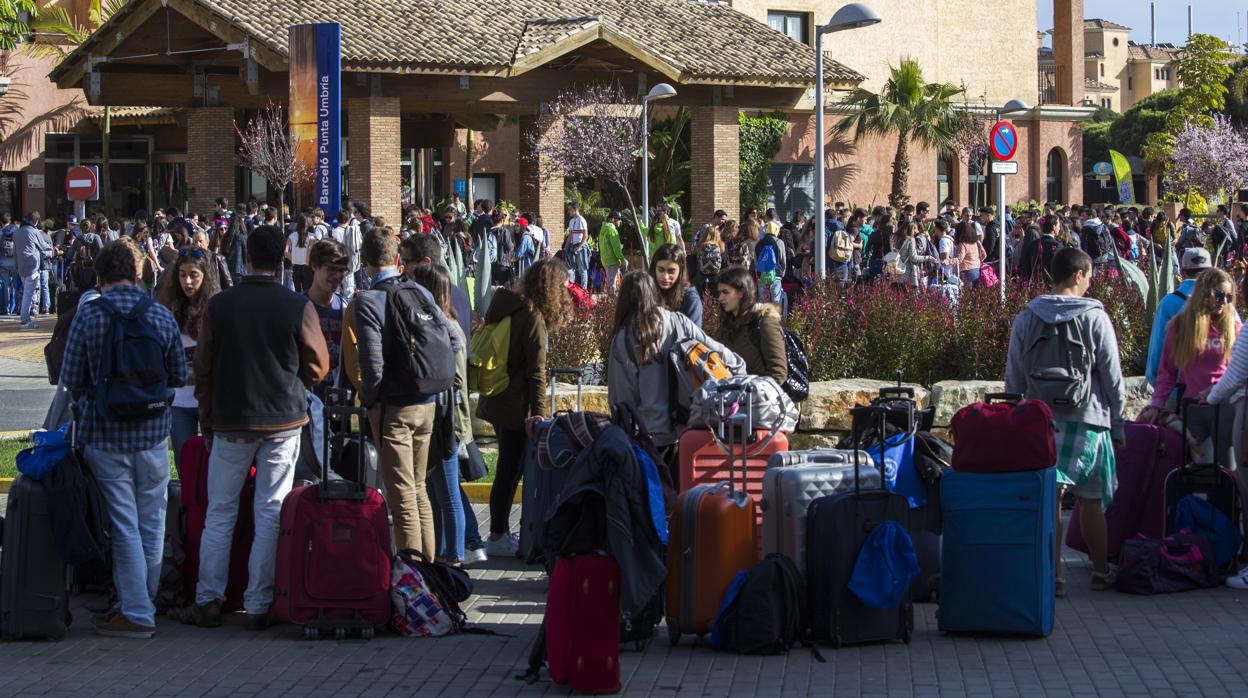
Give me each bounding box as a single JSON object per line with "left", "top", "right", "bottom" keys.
{"left": 815, "top": 3, "right": 881, "bottom": 280}
{"left": 997, "top": 98, "right": 1030, "bottom": 301}
{"left": 641, "top": 83, "right": 677, "bottom": 235}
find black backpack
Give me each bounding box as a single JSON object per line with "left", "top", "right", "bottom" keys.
{"left": 0, "top": 228, "right": 13, "bottom": 258}
{"left": 749, "top": 320, "right": 810, "bottom": 402}
{"left": 716, "top": 554, "right": 807, "bottom": 654}
{"left": 43, "top": 447, "right": 111, "bottom": 566}
{"left": 380, "top": 277, "right": 456, "bottom": 396}
{"left": 1034, "top": 235, "right": 1061, "bottom": 283}
{"left": 1085, "top": 223, "right": 1114, "bottom": 260}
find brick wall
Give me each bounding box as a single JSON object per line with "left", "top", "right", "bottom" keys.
{"left": 347, "top": 97, "right": 401, "bottom": 227}
{"left": 186, "top": 107, "right": 236, "bottom": 216}
{"left": 518, "top": 115, "right": 565, "bottom": 248}
{"left": 690, "top": 106, "right": 740, "bottom": 222}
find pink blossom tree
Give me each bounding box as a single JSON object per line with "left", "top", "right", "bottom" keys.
{"left": 1169, "top": 113, "right": 1248, "bottom": 210}
{"left": 526, "top": 82, "right": 645, "bottom": 253}
{"left": 234, "top": 104, "right": 314, "bottom": 223}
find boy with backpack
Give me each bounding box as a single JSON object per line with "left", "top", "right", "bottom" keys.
{"left": 61, "top": 239, "right": 187, "bottom": 638}
{"left": 1005, "top": 247, "right": 1126, "bottom": 594}
{"left": 1079, "top": 206, "right": 1118, "bottom": 276}
{"left": 756, "top": 222, "right": 787, "bottom": 307}
{"left": 353, "top": 228, "right": 461, "bottom": 558}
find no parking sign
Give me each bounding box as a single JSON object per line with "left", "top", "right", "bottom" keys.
{"left": 990, "top": 121, "right": 1018, "bottom": 161}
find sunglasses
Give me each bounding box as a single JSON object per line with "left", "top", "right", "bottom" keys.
{"left": 1213, "top": 291, "right": 1233, "bottom": 303}
{"left": 179, "top": 247, "right": 206, "bottom": 260}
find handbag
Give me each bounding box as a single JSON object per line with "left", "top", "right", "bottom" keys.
{"left": 460, "top": 441, "right": 489, "bottom": 482}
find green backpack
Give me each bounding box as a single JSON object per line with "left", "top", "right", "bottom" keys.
{"left": 469, "top": 316, "right": 511, "bottom": 396}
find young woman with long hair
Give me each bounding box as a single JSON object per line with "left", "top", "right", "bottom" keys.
{"left": 1143, "top": 268, "right": 1241, "bottom": 467}
{"left": 477, "top": 259, "right": 572, "bottom": 557}
{"left": 648, "top": 243, "right": 702, "bottom": 327}
{"left": 157, "top": 246, "right": 221, "bottom": 468}
{"left": 289, "top": 213, "right": 314, "bottom": 292}
{"left": 713, "top": 267, "right": 787, "bottom": 385}
{"left": 953, "top": 220, "right": 987, "bottom": 288}
{"left": 408, "top": 262, "right": 471, "bottom": 566}
{"left": 607, "top": 271, "right": 743, "bottom": 479}
{"left": 897, "top": 218, "right": 936, "bottom": 289}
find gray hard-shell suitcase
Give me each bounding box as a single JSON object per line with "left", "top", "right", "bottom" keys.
{"left": 518, "top": 368, "right": 586, "bottom": 562}
{"left": 1, "top": 475, "right": 70, "bottom": 641}
{"left": 760, "top": 449, "right": 879, "bottom": 575}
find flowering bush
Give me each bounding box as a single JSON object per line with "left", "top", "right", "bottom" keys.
{"left": 550, "top": 277, "right": 1150, "bottom": 385}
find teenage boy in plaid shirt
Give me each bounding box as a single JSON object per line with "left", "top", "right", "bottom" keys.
{"left": 61, "top": 238, "right": 186, "bottom": 639}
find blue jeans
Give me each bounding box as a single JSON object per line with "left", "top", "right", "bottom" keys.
{"left": 170, "top": 406, "right": 199, "bottom": 471}
{"left": 18, "top": 269, "right": 38, "bottom": 323}
{"left": 37, "top": 269, "right": 50, "bottom": 313}
{"left": 832, "top": 262, "right": 850, "bottom": 284}
{"left": 867, "top": 258, "right": 884, "bottom": 281}
{"left": 960, "top": 268, "right": 981, "bottom": 289}
{"left": 566, "top": 246, "right": 589, "bottom": 289}
{"left": 0, "top": 265, "right": 17, "bottom": 314}
{"left": 460, "top": 485, "right": 483, "bottom": 550}
{"left": 195, "top": 433, "right": 299, "bottom": 614}
{"left": 84, "top": 443, "right": 170, "bottom": 627}
{"left": 428, "top": 440, "right": 464, "bottom": 562}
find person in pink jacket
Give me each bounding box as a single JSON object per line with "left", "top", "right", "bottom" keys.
{"left": 1140, "top": 268, "right": 1241, "bottom": 467}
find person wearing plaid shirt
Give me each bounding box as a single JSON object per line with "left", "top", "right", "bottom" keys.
{"left": 1006, "top": 246, "right": 1125, "bottom": 596}
{"left": 61, "top": 238, "right": 186, "bottom": 639}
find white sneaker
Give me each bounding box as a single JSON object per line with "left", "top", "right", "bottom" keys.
{"left": 484, "top": 533, "right": 519, "bottom": 558}
{"left": 20, "top": 321, "right": 37, "bottom": 330}
{"left": 463, "top": 547, "right": 488, "bottom": 567}
{"left": 1226, "top": 567, "right": 1248, "bottom": 590}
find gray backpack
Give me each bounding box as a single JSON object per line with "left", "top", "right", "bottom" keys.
{"left": 1023, "top": 313, "right": 1093, "bottom": 409}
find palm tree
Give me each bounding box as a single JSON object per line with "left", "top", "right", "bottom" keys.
{"left": 835, "top": 58, "right": 963, "bottom": 210}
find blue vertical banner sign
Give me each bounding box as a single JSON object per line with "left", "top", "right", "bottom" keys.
{"left": 289, "top": 23, "right": 341, "bottom": 217}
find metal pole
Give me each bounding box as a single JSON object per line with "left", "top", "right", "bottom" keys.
{"left": 641, "top": 97, "right": 650, "bottom": 231}
{"left": 74, "top": 200, "right": 86, "bottom": 223}
{"left": 996, "top": 170, "right": 1006, "bottom": 301}
{"left": 814, "top": 29, "right": 827, "bottom": 281}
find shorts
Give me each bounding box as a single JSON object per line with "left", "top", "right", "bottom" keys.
{"left": 1065, "top": 474, "right": 1103, "bottom": 501}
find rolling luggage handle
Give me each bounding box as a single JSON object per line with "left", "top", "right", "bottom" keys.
{"left": 548, "top": 367, "right": 586, "bottom": 417}
{"left": 850, "top": 405, "right": 893, "bottom": 497}
{"left": 878, "top": 370, "right": 915, "bottom": 399}
{"left": 322, "top": 387, "right": 371, "bottom": 501}
{"left": 984, "top": 392, "right": 1025, "bottom": 404}
{"left": 710, "top": 381, "right": 783, "bottom": 458}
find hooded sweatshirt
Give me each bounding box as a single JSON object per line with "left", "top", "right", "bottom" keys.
{"left": 476, "top": 287, "right": 547, "bottom": 431}
{"left": 1004, "top": 295, "right": 1126, "bottom": 441}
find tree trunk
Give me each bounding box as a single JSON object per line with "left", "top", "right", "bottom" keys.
{"left": 889, "top": 130, "right": 910, "bottom": 210}
{"left": 653, "top": 107, "right": 689, "bottom": 206}
{"left": 465, "top": 130, "right": 474, "bottom": 204}
{"left": 100, "top": 105, "right": 112, "bottom": 218}
{"left": 615, "top": 175, "right": 645, "bottom": 261}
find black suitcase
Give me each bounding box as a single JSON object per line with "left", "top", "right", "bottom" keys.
{"left": 806, "top": 405, "right": 914, "bottom": 648}
{"left": 1166, "top": 395, "right": 1243, "bottom": 572}
{"left": 0, "top": 475, "right": 70, "bottom": 641}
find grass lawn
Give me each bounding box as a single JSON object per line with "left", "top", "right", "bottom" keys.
{"left": 0, "top": 436, "right": 499, "bottom": 484}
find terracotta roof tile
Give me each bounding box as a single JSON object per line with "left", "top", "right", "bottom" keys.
{"left": 1085, "top": 18, "right": 1131, "bottom": 32}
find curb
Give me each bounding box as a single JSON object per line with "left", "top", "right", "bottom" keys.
{"left": 0, "top": 478, "right": 513, "bottom": 501}
{"left": 0, "top": 431, "right": 31, "bottom": 439}
{"left": 0, "top": 478, "right": 9, "bottom": 494}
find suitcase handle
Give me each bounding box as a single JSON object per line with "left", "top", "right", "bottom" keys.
{"left": 984, "top": 392, "right": 1024, "bottom": 404}
{"left": 1180, "top": 387, "right": 1223, "bottom": 469}
{"left": 321, "top": 391, "right": 373, "bottom": 500}
{"left": 878, "top": 387, "right": 914, "bottom": 399}
{"left": 548, "top": 367, "right": 586, "bottom": 416}
{"left": 850, "top": 405, "right": 893, "bottom": 496}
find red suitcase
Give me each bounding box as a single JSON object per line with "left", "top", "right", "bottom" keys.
{"left": 272, "top": 392, "right": 392, "bottom": 639}
{"left": 546, "top": 554, "right": 621, "bottom": 694}
{"left": 678, "top": 428, "right": 787, "bottom": 529}
{"left": 950, "top": 393, "right": 1055, "bottom": 473}
{"left": 180, "top": 435, "right": 255, "bottom": 612}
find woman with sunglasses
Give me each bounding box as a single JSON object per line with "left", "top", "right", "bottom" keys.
{"left": 1142, "top": 267, "right": 1241, "bottom": 466}
{"left": 157, "top": 246, "right": 221, "bottom": 468}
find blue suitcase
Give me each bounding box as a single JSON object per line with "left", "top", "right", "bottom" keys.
{"left": 938, "top": 468, "right": 1056, "bottom": 636}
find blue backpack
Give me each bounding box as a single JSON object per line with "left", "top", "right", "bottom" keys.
{"left": 93, "top": 295, "right": 170, "bottom": 420}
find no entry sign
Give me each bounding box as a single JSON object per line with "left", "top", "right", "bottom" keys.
{"left": 990, "top": 121, "right": 1018, "bottom": 161}
{"left": 65, "top": 165, "right": 98, "bottom": 201}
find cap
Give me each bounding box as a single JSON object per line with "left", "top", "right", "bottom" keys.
{"left": 67, "top": 214, "right": 78, "bottom": 224}
{"left": 608, "top": 211, "right": 623, "bottom": 220}
{"left": 515, "top": 216, "right": 529, "bottom": 228}
{"left": 1181, "top": 248, "right": 1212, "bottom": 271}
{"left": 713, "top": 209, "right": 727, "bottom": 218}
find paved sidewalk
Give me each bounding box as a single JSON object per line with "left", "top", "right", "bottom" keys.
{"left": 0, "top": 315, "right": 57, "bottom": 432}
{"left": 0, "top": 502, "right": 1245, "bottom": 697}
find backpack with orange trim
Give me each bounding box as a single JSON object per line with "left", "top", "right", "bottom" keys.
{"left": 668, "top": 338, "right": 734, "bottom": 426}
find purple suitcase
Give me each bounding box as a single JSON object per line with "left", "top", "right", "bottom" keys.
{"left": 1066, "top": 423, "right": 1181, "bottom": 559}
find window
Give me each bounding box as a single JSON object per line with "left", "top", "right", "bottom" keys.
{"left": 1128, "top": 76, "right": 1133, "bottom": 90}
{"left": 767, "top": 11, "right": 810, "bottom": 45}
{"left": 1101, "top": 98, "right": 1111, "bottom": 109}
{"left": 1113, "top": 37, "right": 1120, "bottom": 47}
{"left": 1046, "top": 148, "right": 1065, "bottom": 204}
{"left": 1163, "top": 68, "right": 1171, "bottom": 80}
{"left": 767, "top": 163, "right": 814, "bottom": 220}
{"left": 937, "top": 155, "right": 952, "bottom": 210}
{"left": 1100, "top": 63, "right": 1105, "bottom": 77}
{"left": 1154, "top": 68, "right": 1160, "bottom": 79}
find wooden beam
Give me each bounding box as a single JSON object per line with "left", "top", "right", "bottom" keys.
{"left": 165, "top": 0, "right": 286, "bottom": 71}
{"left": 50, "top": 0, "right": 163, "bottom": 87}
{"left": 597, "top": 26, "right": 684, "bottom": 83}
{"left": 508, "top": 25, "right": 601, "bottom": 78}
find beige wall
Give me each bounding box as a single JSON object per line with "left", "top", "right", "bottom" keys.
{"left": 731, "top": 0, "right": 1038, "bottom": 106}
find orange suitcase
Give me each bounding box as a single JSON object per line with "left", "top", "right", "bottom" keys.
{"left": 678, "top": 428, "right": 788, "bottom": 529}
{"left": 666, "top": 414, "right": 760, "bottom": 645}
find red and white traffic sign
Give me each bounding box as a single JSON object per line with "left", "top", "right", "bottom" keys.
{"left": 65, "top": 165, "right": 98, "bottom": 201}
{"left": 989, "top": 121, "right": 1018, "bottom": 161}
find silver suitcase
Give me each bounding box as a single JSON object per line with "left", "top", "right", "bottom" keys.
{"left": 760, "top": 449, "right": 880, "bottom": 574}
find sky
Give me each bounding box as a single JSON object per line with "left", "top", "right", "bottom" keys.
{"left": 1037, "top": 0, "right": 1248, "bottom": 47}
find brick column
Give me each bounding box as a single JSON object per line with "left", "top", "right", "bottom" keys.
{"left": 187, "top": 107, "right": 236, "bottom": 216}
{"left": 347, "top": 97, "right": 401, "bottom": 227}
{"left": 691, "top": 106, "right": 740, "bottom": 223}
{"left": 518, "top": 115, "right": 565, "bottom": 249}
{"left": 1053, "top": 0, "right": 1085, "bottom": 105}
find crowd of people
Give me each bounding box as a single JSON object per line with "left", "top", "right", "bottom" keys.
{"left": 16, "top": 184, "right": 1248, "bottom": 642}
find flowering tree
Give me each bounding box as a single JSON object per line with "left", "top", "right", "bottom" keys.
{"left": 949, "top": 111, "right": 990, "bottom": 168}
{"left": 526, "top": 82, "right": 645, "bottom": 253}
{"left": 234, "top": 104, "right": 313, "bottom": 222}
{"left": 1169, "top": 114, "right": 1248, "bottom": 210}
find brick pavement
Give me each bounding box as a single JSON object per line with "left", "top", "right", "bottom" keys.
{"left": 0, "top": 501, "right": 1246, "bottom": 697}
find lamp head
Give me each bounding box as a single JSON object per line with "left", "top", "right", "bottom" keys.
{"left": 824, "top": 3, "right": 881, "bottom": 33}
{"left": 1002, "top": 98, "right": 1030, "bottom": 114}
{"left": 645, "top": 83, "right": 677, "bottom": 101}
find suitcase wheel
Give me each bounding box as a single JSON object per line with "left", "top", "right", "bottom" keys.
{"left": 361, "top": 626, "right": 375, "bottom": 640}
{"left": 334, "top": 627, "right": 346, "bottom": 641}
{"left": 902, "top": 625, "right": 912, "bottom": 644}
{"left": 303, "top": 626, "right": 320, "bottom": 641}
{"left": 831, "top": 634, "right": 843, "bottom": 650}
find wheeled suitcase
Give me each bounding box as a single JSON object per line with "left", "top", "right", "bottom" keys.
{"left": 273, "top": 392, "right": 392, "bottom": 639}
{"left": 678, "top": 426, "right": 788, "bottom": 532}
{"left": 806, "top": 406, "right": 914, "bottom": 648}
{"left": 760, "top": 449, "right": 879, "bottom": 575}
{"left": 545, "top": 554, "right": 622, "bottom": 694}
{"left": 1164, "top": 397, "right": 1242, "bottom": 571}
{"left": 939, "top": 468, "right": 1056, "bottom": 636}
{"left": 180, "top": 435, "right": 255, "bottom": 612}
{"left": 0, "top": 475, "right": 69, "bottom": 641}
{"left": 518, "top": 367, "right": 589, "bottom": 563}
{"left": 1068, "top": 422, "right": 1181, "bottom": 560}
{"left": 667, "top": 412, "right": 758, "bottom": 645}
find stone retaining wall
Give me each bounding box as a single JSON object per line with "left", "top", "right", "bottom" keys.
{"left": 469, "top": 376, "right": 1152, "bottom": 443}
